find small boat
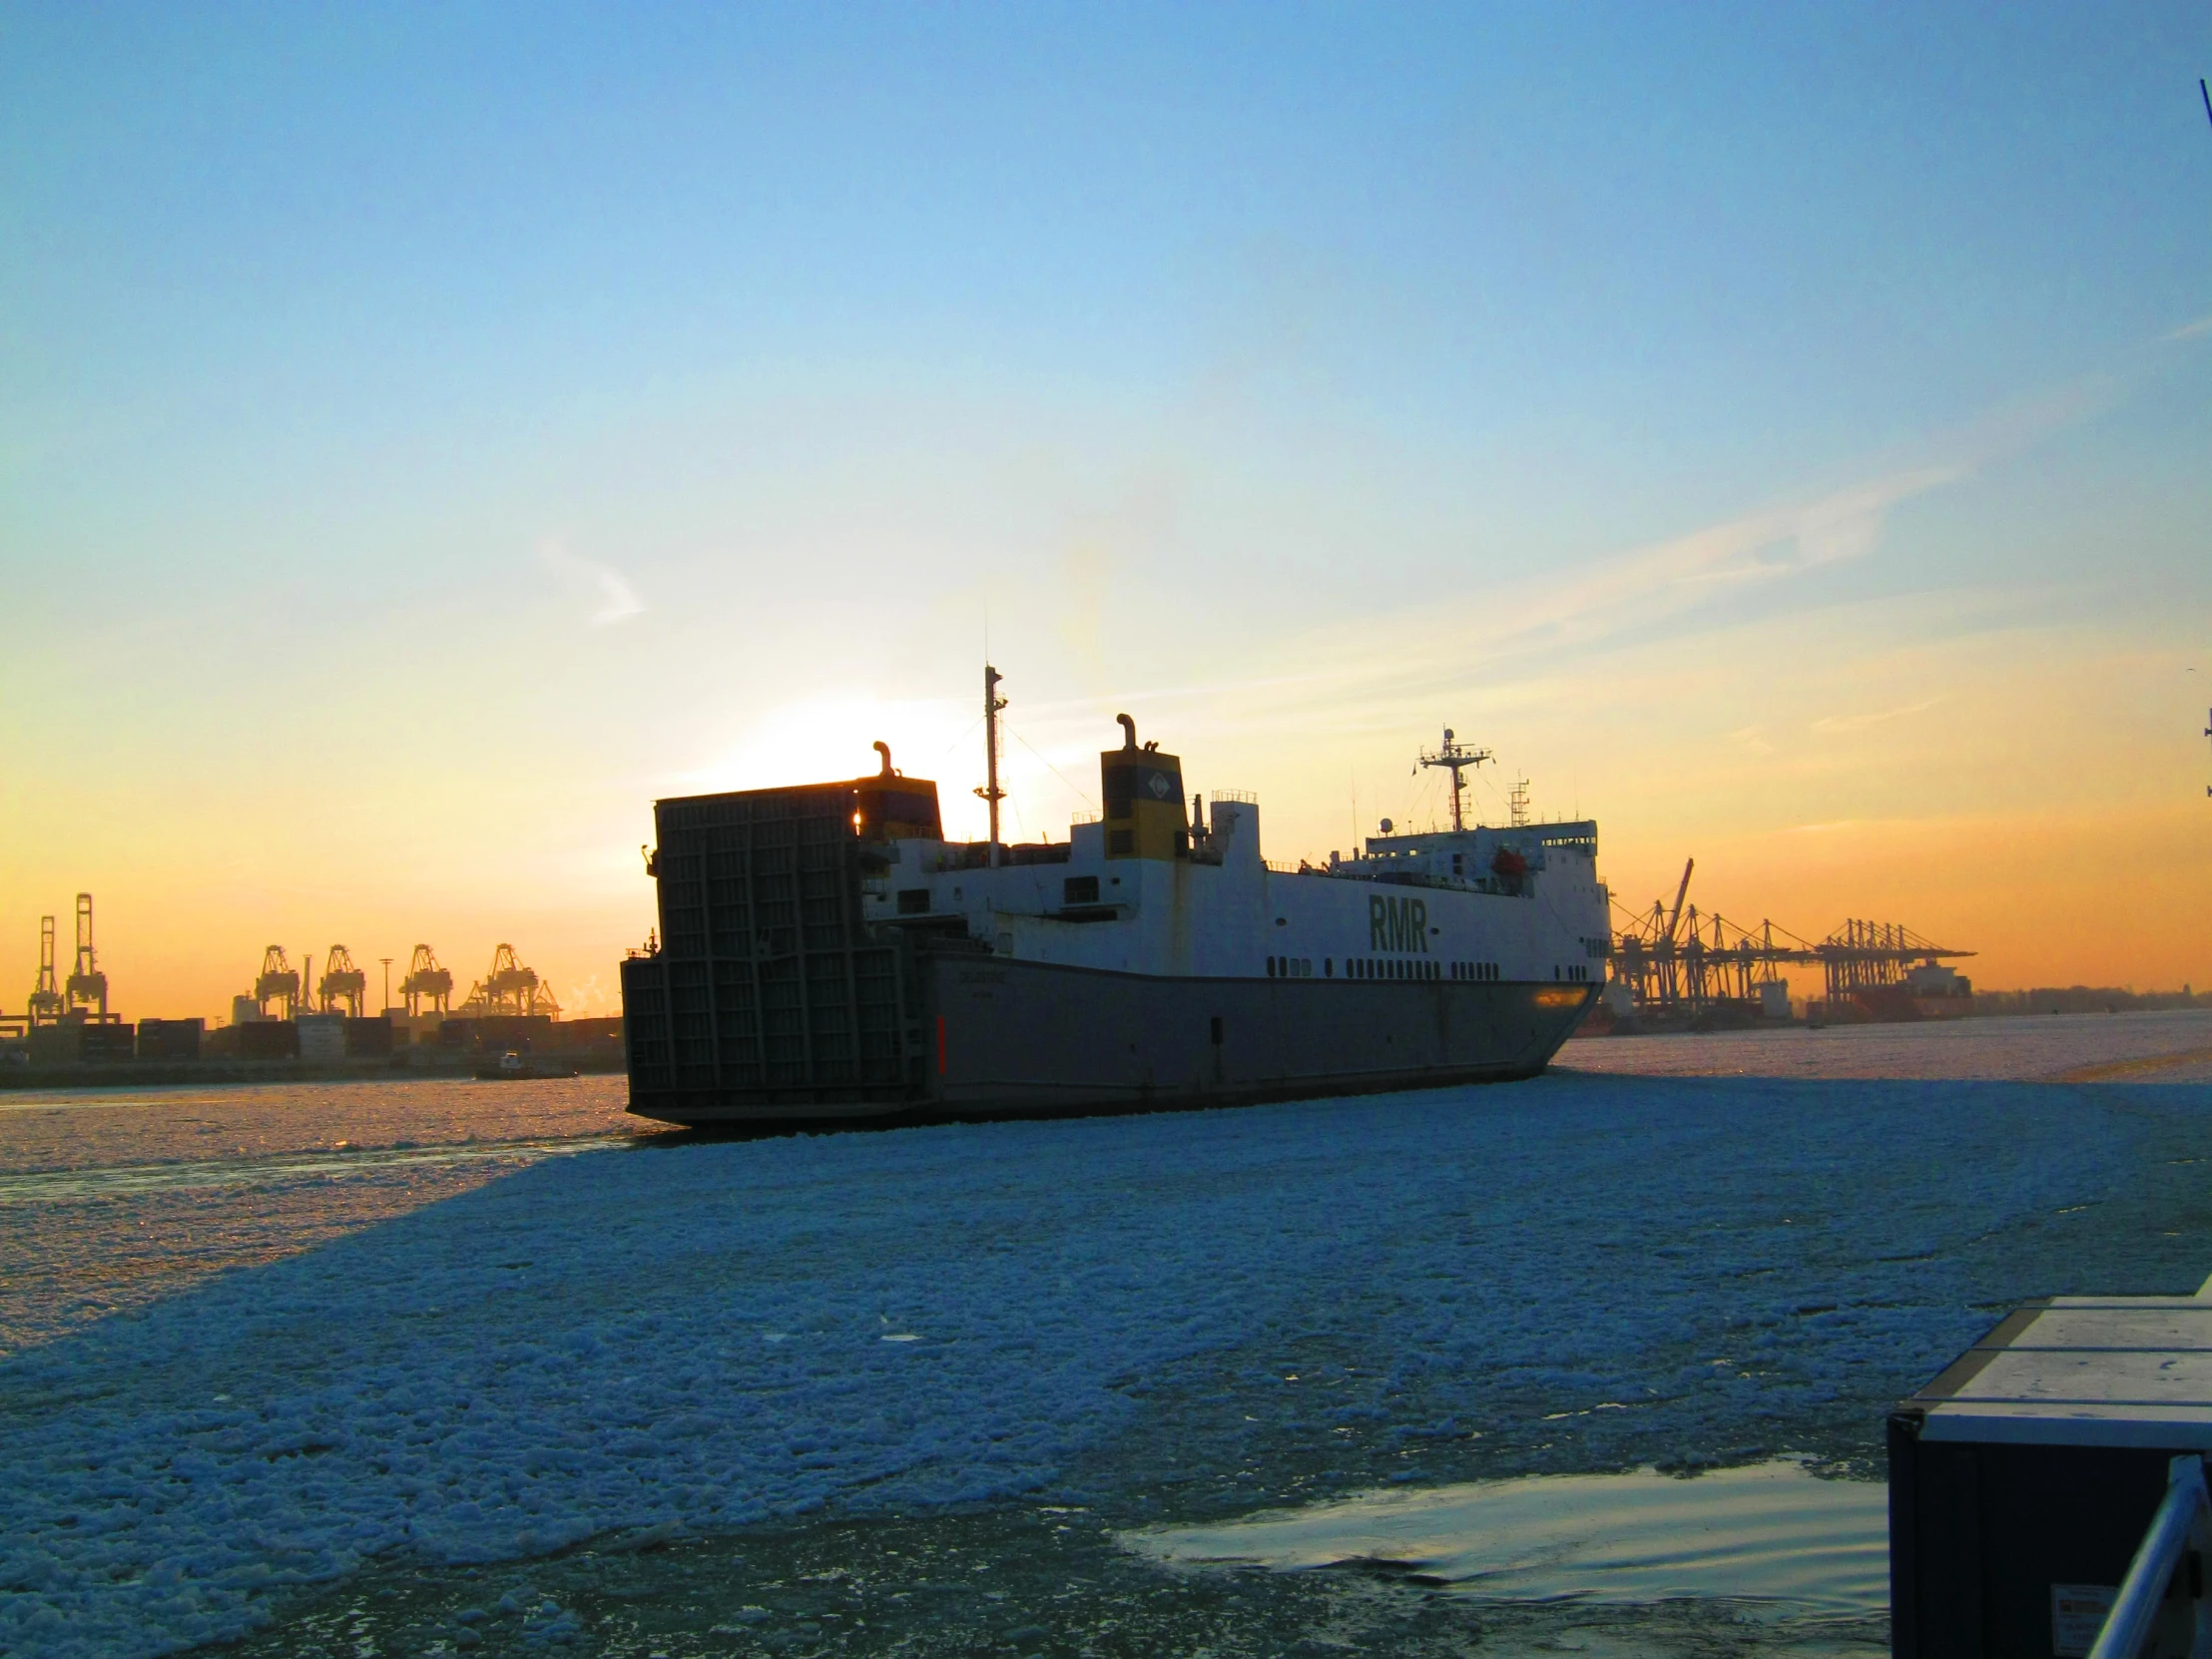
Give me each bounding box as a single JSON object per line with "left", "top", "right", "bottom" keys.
{"left": 473, "top": 1050, "right": 577, "bottom": 1081}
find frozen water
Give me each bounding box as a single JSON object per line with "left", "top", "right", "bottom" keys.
{"left": 1558, "top": 1007, "right": 2212, "bottom": 1083}
{"left": 1129, "top": 1459, "right": 1890, "bottom": 1615}
{"left": 0, "top": 1076, "right": 647, "bottom": 1354}
{"left": 3, "top": 1021, "right": 2211, "bottom": 1656}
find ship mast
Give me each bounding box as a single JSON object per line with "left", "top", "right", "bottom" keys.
{"left": 975, "top": 663, "right": 1007, "bottom": 865}
{"left": 1417, "top": 728, "right": 1492, "bottom": 832}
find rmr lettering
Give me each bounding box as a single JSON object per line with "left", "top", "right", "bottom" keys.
{"left": 1369, "top": 894, "right": 1429, "bottom": 953}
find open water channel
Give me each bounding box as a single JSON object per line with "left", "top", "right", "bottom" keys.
{"left": 4, "top": 1010, "right": 2211, "bottom": 1658}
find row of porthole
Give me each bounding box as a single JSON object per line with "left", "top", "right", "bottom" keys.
{"left": 1266, "top": 956, "right": 1543, "bottom": 984}
{"left": 1350, "top": 956, "right": 1438, "bottom": 981}
{"left": 1555, "top": 964, "right": 1592, "bottom": 982}
{"left": 1270, "top": 955, "right": 1434, "bottom": 980}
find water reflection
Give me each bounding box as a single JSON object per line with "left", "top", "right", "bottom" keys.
{"left": 1129, "top": 1460, "right": 1888, "bottom": 1616}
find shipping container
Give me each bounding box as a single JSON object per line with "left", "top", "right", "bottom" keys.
{"left": 238, "top": 1020, "right": 298, "bottom": 1060}
{"left": 557, "top": 1015, "right": 624, "bottom": 1048}
{"left": 136, "top": 1018, "right": 204, "bottom": 1061}
{"left": 296, "top": 1014, "right": 346, "bottom": 1063}
{"left": 27, "top": 1021, "right": 136, "bottom": 1063}
{"left": 343, "top": 1015, "right": 393, "bottom": 1057}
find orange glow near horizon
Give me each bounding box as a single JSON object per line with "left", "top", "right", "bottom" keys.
{"left": 6, "top": 595, "right": 2204, "bottom": 1026}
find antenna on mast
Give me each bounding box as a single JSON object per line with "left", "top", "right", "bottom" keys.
{"left": 975, "top": 663, "right": 1007, "bottom": 865}
{"left": 1416, "top": 728, "right": 1493, "bottom": 831}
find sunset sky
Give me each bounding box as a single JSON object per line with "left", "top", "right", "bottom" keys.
{"left": 5, "top": 4, "right": 2209, "bottom": 1020}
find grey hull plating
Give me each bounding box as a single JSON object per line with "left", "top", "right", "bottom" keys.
{"left": 627, "top": 957, "right": 1598, "bottom": 1127}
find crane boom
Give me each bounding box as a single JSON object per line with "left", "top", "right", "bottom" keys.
{"left": 1664, "top": 857, "right": 1695, "bottom": 945}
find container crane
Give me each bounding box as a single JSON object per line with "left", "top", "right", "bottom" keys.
{"left": 64, "top": 893, "right": 108, "bottom": 1020}
{"left": 1604, "top": 857, "right": 1973, "bottom": 1026}
{"left": 317, "top": 946, "right": 367, "bottom": 1017}
{"left": 26, "top": 916, "right": 64, "bottom": 1025}
{"left": 461, "top": 943, "right": 561, "bottom": 1018}
{"left": 254, "top": 946, "right": 301, "bottom": 1019}
{"left": 399, "top": 945, "right": 453, "bottom": 1016}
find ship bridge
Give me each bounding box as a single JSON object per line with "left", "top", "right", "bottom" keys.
{"left": 1332, "top": 820, "right": 1600, "bottom": 897}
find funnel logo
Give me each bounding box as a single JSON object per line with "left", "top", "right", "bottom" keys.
{"left": 1148, "top": 774, "right": 1171, "bottom": 799}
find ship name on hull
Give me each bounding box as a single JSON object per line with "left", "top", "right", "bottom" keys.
{"left": 1369, "top": 894, "right": 1430, "bottom": 954}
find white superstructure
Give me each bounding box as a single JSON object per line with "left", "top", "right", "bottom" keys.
{"left": 859, "top": 798, "right": 1610, "bottom": 990}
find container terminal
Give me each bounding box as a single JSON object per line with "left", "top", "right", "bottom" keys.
{"left": 1590, "top": 856, "right": 1975, "bottom": 1033}
{"left": 0, "top": 900, "right": 622, "bottom": 1082}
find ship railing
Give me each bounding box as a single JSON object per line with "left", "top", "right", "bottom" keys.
{"left": 2087, "top": 1453, "right": 2211, "bottom": 1658}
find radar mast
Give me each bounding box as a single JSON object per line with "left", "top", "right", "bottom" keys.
{"left": 1417, "top": 728, "right": 1492, "bottom": 831}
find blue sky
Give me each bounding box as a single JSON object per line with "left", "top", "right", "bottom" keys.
{"left": 3, "top": 4, "right": 2209, "bottom": 1011}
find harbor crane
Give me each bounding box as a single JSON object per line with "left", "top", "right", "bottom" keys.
{"left": 460, "top": 943, "right": 560, "bottom": 1018}
{"left": 316, "top": 946, "right": 367, "bottom": 1017}
{"left": 64, "top": 893, "right": 108, "bottom": 1020}
{"left": 254, "top": 946, "right": 301, "bottom": 1019}
{"left": 1606, "top": 857, "right": 1973, "bottom": 1023}
{"left": 399, "top": 944, "right": 453, "bottom": 1016}
{"left": 26, "top": 916, "right": 64, "bottom": 1025}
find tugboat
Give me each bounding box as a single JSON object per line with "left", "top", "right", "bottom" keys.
{"left": 618, "top": 668, "right": 1610, "bottom": 1126}
{"left": 473, "top": 1049, "right": 578, "bottom": 1081}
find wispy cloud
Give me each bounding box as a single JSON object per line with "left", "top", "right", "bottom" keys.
{"left": 538, "top": 540, "right": 646, "bottom": 627}
{"left": 1811, "top": 697, "right": 1941, "bottom": 735}
{"left": 2167, "top": 314, "right": 2212, "bottom": 341}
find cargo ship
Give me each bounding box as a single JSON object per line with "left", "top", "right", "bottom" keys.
{"left": 618, "top": 673, "right": 1610, "bottom": 1126}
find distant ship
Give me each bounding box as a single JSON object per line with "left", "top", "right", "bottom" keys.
{"left": 618, "top": 670, "right": 1608, "bottom": 1126}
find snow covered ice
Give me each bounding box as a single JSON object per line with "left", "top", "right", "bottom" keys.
{"left": 3, "top": 1017, "right": 2212, "bottom": 1655}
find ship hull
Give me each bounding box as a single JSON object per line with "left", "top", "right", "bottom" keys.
{"left": 626, "top": 956, "right": 1599, "bottom": 1128}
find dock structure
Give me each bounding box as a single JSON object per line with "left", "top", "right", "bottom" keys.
{"left": 1892, "top": 1292, "right": 2212, "bottom": 1658}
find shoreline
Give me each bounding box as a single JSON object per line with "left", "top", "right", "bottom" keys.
{"left": 0, "top": 1051, "right": 627, "bottom": 1091}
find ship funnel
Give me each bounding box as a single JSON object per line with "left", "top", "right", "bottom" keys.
{"left": 1101, "top": 717, "right": 1186, "bottom": 861}
{"left": 873, "top": 740, "right": 896, "bottom": 778}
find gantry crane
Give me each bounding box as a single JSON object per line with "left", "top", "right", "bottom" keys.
{"left": 460, "top": 943, "right": 561, "bottom": 1018}
{"left": 1606, "top": 858, "right": 1972, "bottom": 1023}
{"left": 399, "top": 945, "right": 453, "bottom": 1016}
{"left": 316, "top": 946, "right": 367, "bottom": 1017}
{"left": 64, "top": 893, "right": 108, "bottom": 1020}
{"left": 254, "top": 946, "right": 301, "bottom": 1019}
{"left": 26, "top": 916, "right": 64, "bottom": 1025}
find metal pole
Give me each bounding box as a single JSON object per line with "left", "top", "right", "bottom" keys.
{"left": 2086, "top": 1453, "right": 2209, "bottom": 1658}
{"left": 977, "top": 663, "right": 1007, "bottom": 867}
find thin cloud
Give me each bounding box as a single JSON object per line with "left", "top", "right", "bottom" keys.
{"left": 2167, "top": 314, "right": 2212, "bottom": 341}
{"left": 910, "top": 321, "right": 2163, "bottom": 759}
{"left": 1811, "top": 698, "right": 1942, "bottom": 735}
{"left": 538, "top": 540, "right": 646, "bottom": 628}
